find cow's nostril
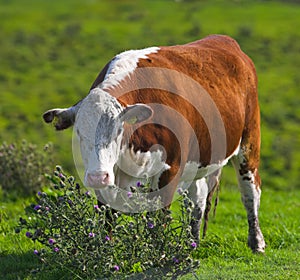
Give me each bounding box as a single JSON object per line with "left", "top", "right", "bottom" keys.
{"left": 100, "top": 173, "right": 110, "bottom": 185}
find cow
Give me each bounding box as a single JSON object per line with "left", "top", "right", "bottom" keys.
{"left": 43, "top": 35, "right": 265, "bottom": 253}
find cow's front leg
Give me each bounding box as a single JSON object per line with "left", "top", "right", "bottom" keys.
{"left": 187, "top": 169, "right": 222, "bottom": 241}
{"left": 187, "top": 178, "right": 208, "bottom": 242}
{"left": 231, "top": 157, "right": 266, "bottom": 253}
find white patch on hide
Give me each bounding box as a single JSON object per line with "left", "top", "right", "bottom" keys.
{"left": 231, "top": 139, "right": 241, "bottom": 157}
{"left": 231, "top": 147, "right": 266, "bottom": 252}
{"left": 230, "top": 142, "right": 261, "bottom": 218}
{"left": 115, "top": 146, "right": 170, "bottom": 189}
{"left": 188, "top": 179, "right": 208, "bottom": 211}
{"left": 179, "top": 141, "right": 241, "bottom": 190}
{"left": 180, "top": 157, "right": 225, "bottom": 182}
{"left": 100, "top": 47, "right": 160, "bottom": 90}
{"left": 181, "top": 141, "right": 241, "bottom": 182}
{"left": 234, "top": 167, "right": 261, "bottom": 217}
{"left": 75, "top": 88, "right": 124, "bottom": 180}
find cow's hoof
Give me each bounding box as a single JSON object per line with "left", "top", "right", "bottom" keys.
{"left": 248, "top": 233, "right": 266, "bottom": 254}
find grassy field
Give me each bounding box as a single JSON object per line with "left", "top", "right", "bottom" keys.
{"left": 1, "top": 0, "right": 300, "bottom": 186}
{"left": 1, "top": 183, "right": 299, "bottom": 279}
{"left": 0, "top": 0, "right": 300, "bottom": 279}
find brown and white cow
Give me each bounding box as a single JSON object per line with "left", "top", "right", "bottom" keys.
{"left": 43, "top": 35, "right": 265, "bottom": 253}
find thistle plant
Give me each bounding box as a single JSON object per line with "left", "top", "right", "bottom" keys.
{"left": 0, "top": 140, "right": 53, "bottom": 197}
{"left": 17, "top": 166, "right": 199, "bottom": 279}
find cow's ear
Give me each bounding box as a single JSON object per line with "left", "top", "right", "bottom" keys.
{"left": 43, "top": 107, "right": 76, "bottom": 130}
{"left": 121, "top": 104, "right": 153, "bottom": 124}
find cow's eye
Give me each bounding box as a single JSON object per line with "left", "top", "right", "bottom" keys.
{"left": 117, "top": 127, "right": 123, "bottom": 135}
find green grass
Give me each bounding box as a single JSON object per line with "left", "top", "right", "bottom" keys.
{"left": 1, "top": 183, "right": 299, "bottom": 279}
{"left": 190, "top": 186, "right": 300, "bottom": 279}
{"left": 0, "top": 197, "right": 41, "bottom": 279}
{"left": 0, "top": 0, "right": 299, "bottom": 187}
{"left": 0, "top": 0, "right": 300, "bottom": 279}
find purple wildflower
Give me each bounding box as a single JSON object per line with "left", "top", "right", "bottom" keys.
{"left": 113, "top": 265, "right": 120, "bottom": 271}
{"left": 53, "top": 247, "right": 59, "bottom": 252}
{"left": 127, "top": 191, "right": 133, "bottom": 198}
{"left": 105, "top": 235, "right": 111, "bottom": 241}
{"left": 26, "top": 231, "right": 32, "bottom": 238}
{"left": 33, "top": 249, "right": 39, "bottom": 255}
{"left": 172, "top": 257, "right": 180, "bottom": 264}
{"left": 89, "top": 232, "right": 95, "bottom": 238}
{"left": 37, "top": 191, "right": 42, "bottom": 196}
{"left": 94, "top": 205, "right": 99, "bottom": 209}
{"left": 34, "top": 205, "right": 41, "bottom": 211}
{"left": 177, "top": 188, "right": 183, "bottom": 195}
{"left": 48, "top": 238, "right": 55, "bottom": 245}
{"left": 136, "top": 181, "right": 141, "bottom": 187}
{"left": 191, "top": 241, "right": 197, "bottom": 248}
{"left": 147, "top": 222, "right": 154, "bottom": 229}
{"left": 85, "top": 191, "right": 91, "bottom": 197}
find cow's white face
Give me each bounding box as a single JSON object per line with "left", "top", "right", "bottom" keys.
{"left": 74, "top": 88, "right": 153, "bottom": 189}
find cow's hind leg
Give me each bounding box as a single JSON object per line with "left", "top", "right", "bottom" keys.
{"left": 231, "top": 152, "right": 266, "bottom": 253}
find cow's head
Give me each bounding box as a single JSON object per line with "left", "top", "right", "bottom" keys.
{"left": 43, "top": 88, "right": 153, "bottom": 189}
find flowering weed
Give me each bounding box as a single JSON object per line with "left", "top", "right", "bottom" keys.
{"left": 17, "top": 166, "right": 199, "bottom": 279}
{"left": 0, "top": 140, "right": 53, "bottom": 197}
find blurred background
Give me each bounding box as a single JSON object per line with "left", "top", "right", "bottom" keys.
{"left": 0, "top": 0, "right": 299, "bottom": 194}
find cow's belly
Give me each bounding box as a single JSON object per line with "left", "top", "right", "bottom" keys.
{"left": 97, "top": 142, "right": 240, "bottom": 210}
{"left": 180, "top": 140, "right": 240, "bottom": 182}
{"left": 180, "top": 161, "right": 226, "bottom": 183}
{"left": 115, "top": 141, "right": 240, "bottom": 189}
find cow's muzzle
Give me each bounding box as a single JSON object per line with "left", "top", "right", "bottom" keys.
{"left": 85, "top": 171, "right": 114, "bottom": 188}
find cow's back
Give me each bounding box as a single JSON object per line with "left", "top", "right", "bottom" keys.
{"left": 91, "top": 35, "right": 259, "bottom": 166}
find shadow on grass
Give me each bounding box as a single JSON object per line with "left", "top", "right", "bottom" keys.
{"left": 0, "top": 251, "right": 70, "bottom": 280}
{"left": 0, "top": 251, "right": 41, "bottom": 280}
{"left": 122, "top": 263, "right": 200, "bottom": 280}
{"left": 0, "top": 251, "right": 199, "bottom": 280}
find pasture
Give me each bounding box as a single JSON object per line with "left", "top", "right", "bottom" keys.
{"left": 0, "top": 0, "right": 299, "bottom": 279}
